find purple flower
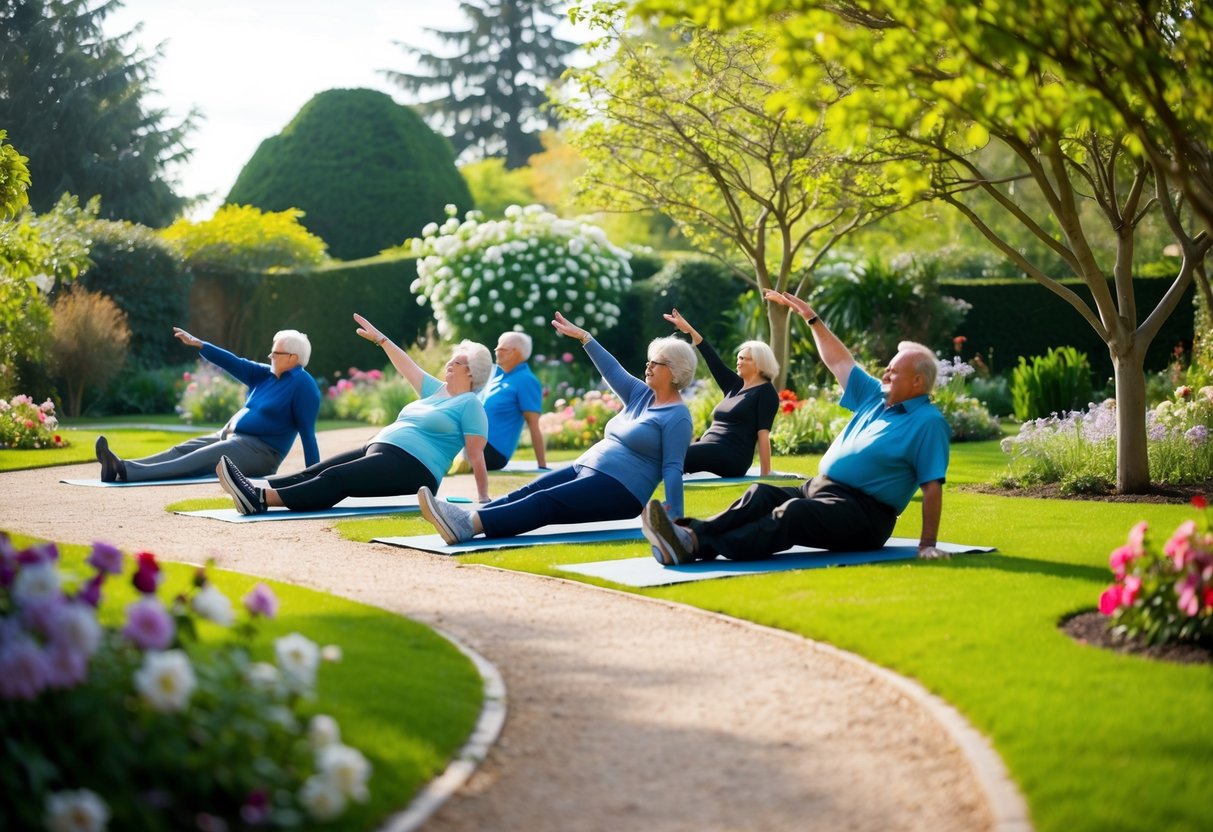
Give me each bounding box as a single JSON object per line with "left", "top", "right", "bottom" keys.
{"left": 243, "top": 583, "right": 279, "bottom": 619}
{"left": 16, "top": 541, "right": 58, "bottom": 566}
{"left": 122, "top": 598, "right": 176, "bottom": 651}
{"left": 77, "top": 574, "right": 104, "bottom": 608}
{"left": 86, "top": 541, "right": 124, "bottom": 575}
{"left": 0, "top": 637, "right": 50, "bottom": 700}
{"left": 42, "top": 644, "right": 89, "bottom": 690}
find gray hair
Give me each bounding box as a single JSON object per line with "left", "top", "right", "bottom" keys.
{"left": 455, "top": 340, "right": 494, "bottom": 392}
{"left": 499, "top": 330, "right": 533, "bottom": 361}
{"left": 274, "top": 329, "right": 312, "bottom": 367}
{"left": 738, "top": 340, "right": 779, "bottom": 381}
{"left": 649, "top": 336, "right": 698, "bottom": 391}
{"left": 897, "top": 341, "right": 938, "bottom": 390}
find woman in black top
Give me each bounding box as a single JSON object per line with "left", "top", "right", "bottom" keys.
{"left": 665, "top": 308, "right": 780, "bottom": 477}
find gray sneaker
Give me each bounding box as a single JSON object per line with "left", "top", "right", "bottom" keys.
{"left": 216, "top": 456, "right": 265, "bottom": 515}
{"left": 418, "top": 486, "right": 475, "bottom": 544}
{"left": 642, "top": 499, "right": 696, "bottom": 565}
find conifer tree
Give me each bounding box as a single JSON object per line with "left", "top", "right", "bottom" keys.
{"left": 382, "top": 0, "right": 578, "bottom": 169}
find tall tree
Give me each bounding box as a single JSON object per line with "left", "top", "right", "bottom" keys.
{"left": 560, "top": 5, "right": 903, "bottom": 385}
{"left": 0, "top": 0, "right": 193, "bottom": 226}
{"left": 382, "top": 0, "right": 579, "bottom": 169}
{"left": 641, "top": 0, "right": 1212, "bottom": 493}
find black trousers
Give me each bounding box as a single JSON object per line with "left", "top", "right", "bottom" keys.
{"left": 266, "top": 443, "right": 436, "bottom": 512}
{"left": 686, "top": 475, "right": 898, "bottom": 561}
{"left": 484, "top": 442, "right": 510, "bottom": 471}
{"left": 683, "top": 441, "right": 751, "bottom": 478}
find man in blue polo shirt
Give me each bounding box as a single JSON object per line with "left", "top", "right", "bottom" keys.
{"left": 94, "top": 326, "right": 321, "bottom": 482}
{"left": 474, "top": 331, "right": 548, "bottom": 471}
{"left": 643, "top": 289, "right": 950, "bottom": 564}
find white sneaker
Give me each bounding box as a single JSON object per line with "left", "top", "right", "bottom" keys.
{"left": 641, "top": 499, "right": 696, "bottom": 565}
{"left": 418, "top": 486, "right": 475, "bottom": 544}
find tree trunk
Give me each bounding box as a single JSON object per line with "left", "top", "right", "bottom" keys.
{"left": 768, "top": 305, "right": 791, "bottom": 390}
{"left": 1112, "top": 346, "right": 1150, "bottom": 493}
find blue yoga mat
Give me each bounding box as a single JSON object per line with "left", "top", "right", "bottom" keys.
{"left": 61, "top": 476, "right": 220, "bottom": 488}
{"left": 373, "top": 517, "right": 643, "bottom": 555}
{"left": 557, "top": 539, "right": 996, "bottom": 587}
{"left": 177, "top": 494, "right": 471, "bottom": 523}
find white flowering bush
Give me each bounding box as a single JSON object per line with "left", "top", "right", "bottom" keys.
{"left": 0, "top": 535, "right": 369, "bottom": 831}
{"left": 933, "top": 357, "right": 1002, "bottom": 442}
{"left": 409, "top": 204, "right": 632, "bottom": 356}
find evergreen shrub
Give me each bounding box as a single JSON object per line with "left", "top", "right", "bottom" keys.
{"left": 227, "top": 89, "right": 472, "bottom": 261}
{"left": 1010, "top": 346, "right": 1094, "bottom": 421}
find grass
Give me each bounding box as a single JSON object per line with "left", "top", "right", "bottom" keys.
{"left": 1, "top": 419, "right": 368, "bottom": 473}
{"left": 5, "top": 534, "right": 483, "bottom": 832}
{"left": 335, "top": 441, "right": 1212, "bottom": 832}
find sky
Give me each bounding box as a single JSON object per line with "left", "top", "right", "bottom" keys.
{"left": 102, "top": 0, "right": 588, "bottom": 219}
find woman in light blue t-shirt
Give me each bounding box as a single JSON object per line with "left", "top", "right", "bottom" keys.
{"left": 416, "top": 311, "right": 696, "bottom": 544}
{"left": 216, "top": 314, "right": 493, "bottom": 515}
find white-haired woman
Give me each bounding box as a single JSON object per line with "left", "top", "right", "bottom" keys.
{"left": 94, "top": 326, "right": 321, "bottom": 482}
{"left": 216, "top": 313, "right": 493, "bottom": 515}
{"left": 663, "top": 309, "right": 780, "bottom": 477}
{"left": 416, "top": 311, "right": 696, "bottom": 543}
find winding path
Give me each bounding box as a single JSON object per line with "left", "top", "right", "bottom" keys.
{"left": 2, "top": 429, "right": 1026, "bottom": 831}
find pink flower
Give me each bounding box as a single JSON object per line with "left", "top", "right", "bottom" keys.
{"left": 1126, "top": 521, "right": 1147, "bottom": 554}
{"left": 183, "top": 371, "right": 192, "bottom": 381}
{"left": 87, "top": 541, "right": 124, "bottom": 575}
{"left": 1164, "top": 521, "right": 1196, "bottom": 569}
{"left": 1175, "top": 573, "right": 1201, "bottom": 617}
{"left": 1098, "top": 584, "right": 1124, "bottom": 615}
{"left": 243, "top": 583, "right": 279, "bottom": 619}
{"left": 1108, "top": 545, "right": 1137, "bottom": 580}
{"left": 562, "top": 352, "right": 574, "bottom": 363}
{"left": 1121, "top": 574, "right": 1142, "bottom": 606}
{"left": 132, "top": 552, "right": 162, "bottom": 594}
{"left": 122, "top": 598, "right": 175, "bottom": 650}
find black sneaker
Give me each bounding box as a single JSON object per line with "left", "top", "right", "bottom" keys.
{"left": 95, "top": 435, "right": 124, "bottom": 482}
{"left": 216, "top": 456, "right": 265, "bottom": 515}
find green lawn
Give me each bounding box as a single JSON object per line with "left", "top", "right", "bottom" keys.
{"left": 4, "top": 535, "right": 483, "bottom": 832}
{"left": 339, "top": 439, "right": 1212, "bottom": 832}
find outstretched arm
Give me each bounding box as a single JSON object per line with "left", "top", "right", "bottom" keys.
{"left": 763, "top": 291, "right": 856, "bottom": 390}
{"left": 663, "top": 308, "right": 702, "bottom": 346}
{"left": 353, "top": 313, "right": 426, "bottom": 394}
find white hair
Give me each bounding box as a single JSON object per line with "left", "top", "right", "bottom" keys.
{"left": 274, "top": 330, "right": 312, "bottom": 366}
{"left": 499, "top": 330, "right": 533, "bottom": 361}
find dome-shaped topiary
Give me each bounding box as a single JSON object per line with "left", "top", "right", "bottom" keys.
{"left": 226, "top": 88, "right": 473, "bottom": 261}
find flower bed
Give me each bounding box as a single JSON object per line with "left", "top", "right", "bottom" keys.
{"left": 0, "top": 394, "right": 66, "bottom": 449}
{"left": 0, "top": 535, "right": 369, "bottom": 830}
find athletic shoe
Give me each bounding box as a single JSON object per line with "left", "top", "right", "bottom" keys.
{"left": 216, "top": 455, "right": 265, "bottom": 515}
{"left": 95, "top": 435, "right": 125, "bottom": 482}
{"left": 642, "top": 499, "right": 697, "bottom": 566}
{"left": 418, "top": 486, "right": 475, "bottom": 544}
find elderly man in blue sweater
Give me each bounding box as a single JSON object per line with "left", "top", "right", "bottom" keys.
{"left": 94, "top": 326, "right": 321, "bottom": 482}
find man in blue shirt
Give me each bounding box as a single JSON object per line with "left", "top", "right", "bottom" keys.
{"left": 453, "top": 331, "right": 547, "bottom": 472}
{"left": 643, "top": 290, "right": 950, "bottom": 565}
{"left": 94, "top": 327, "right": 321, "bottom": 482}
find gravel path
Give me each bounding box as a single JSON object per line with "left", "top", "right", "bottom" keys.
{"left": 2, "top": 429, "right": 1021, "bottom": 831}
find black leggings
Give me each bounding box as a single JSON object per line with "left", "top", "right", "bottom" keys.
{"left": 266, "top": 443, "right": 436, "bottom": 512}
{"left": 684, "top": 441, "right": 751, "bottom": 478}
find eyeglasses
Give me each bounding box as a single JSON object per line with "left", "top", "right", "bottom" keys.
{"left": 645, "top": 359, "right": 669, "bottom": 368}
{"left": 268, "top": 351, "right": 295, "bottom": 358}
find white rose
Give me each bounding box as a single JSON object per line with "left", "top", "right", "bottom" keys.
{"left": 275, "top": 632, "right": 320, "bottom": 691}
{"left": 192, "top": 584, "right": 235, "bottom": 627}
{"left": 318, "top": 744, "right": 372, "bottom": 802}
{"left": 44, "top": 789, "right": 110, "bottom": 832}
{"left": 300, "top": 775, "right": 346, "bottom": 821}
{"left": 134, "top": 649, "right": 196, "bottom": 713}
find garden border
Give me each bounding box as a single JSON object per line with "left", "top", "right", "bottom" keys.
{"left": 474, "top": 563, "right": 1033, "bottom": 832}
{"left": 376, "top": 624, "right": 508, "bottom": 832}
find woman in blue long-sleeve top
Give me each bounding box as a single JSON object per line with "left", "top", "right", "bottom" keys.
{"left": 94, "top": 327, "right": 320, "bottom": 482}
{"left": 416, "top": 311, "right": 696, "bottom": 544}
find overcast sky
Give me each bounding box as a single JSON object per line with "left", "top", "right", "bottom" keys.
{"left": 102, "top": 0, "right": 588, "bottom": 219}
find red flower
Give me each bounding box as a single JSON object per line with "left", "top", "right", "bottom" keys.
{"left": 1192, "top": 495, "right": 1208, "bottom": 510}
{"left": 781, "top": 401, "right": 797, "bottom": 414}
{"left": 132, "top": 551, "right": 162, "bottom": 594}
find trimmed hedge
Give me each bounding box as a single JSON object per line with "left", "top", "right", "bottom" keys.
{"left": 234, "top": 256, "right": 431, "bottom": 381}
{"left": 77, "top": 219, "right": 194, "bottom": 369}
{"left": 946, "top": 276, "right": 1195, "bottom": 383}
{"left": 226, "top": 88, "right": 472, "bottom": 261}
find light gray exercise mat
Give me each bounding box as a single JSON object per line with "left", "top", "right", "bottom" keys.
{"left": 557, "top": 539, "right": 996, "bottom": 587}
{"left": 683, "top": 467, "right": 805, "bottom": 486}
{"left": 61, "top": 475, "right": 220, "bottom": 487}
{"left": 495, "top": 460, "right": 570, "bottom": 473}
{"left": 177, "top": 494, "right": 471, "bottom": 523}
{"left": 373, "top": 517, "right": 644, "bottom": 554}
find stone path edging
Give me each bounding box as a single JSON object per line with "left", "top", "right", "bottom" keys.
{"left": 473, "top": 563, "right": 1034, "bottom": 832}
{"left": 376, "top": 624, "right": 508, "bottom": 832}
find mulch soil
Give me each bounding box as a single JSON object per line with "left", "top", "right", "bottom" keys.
{"left": 957, "top": 481, "right": 1213, "bottom": 504}
{"left": 1061, "top": 611, "right": 1213, "bottom": 666}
